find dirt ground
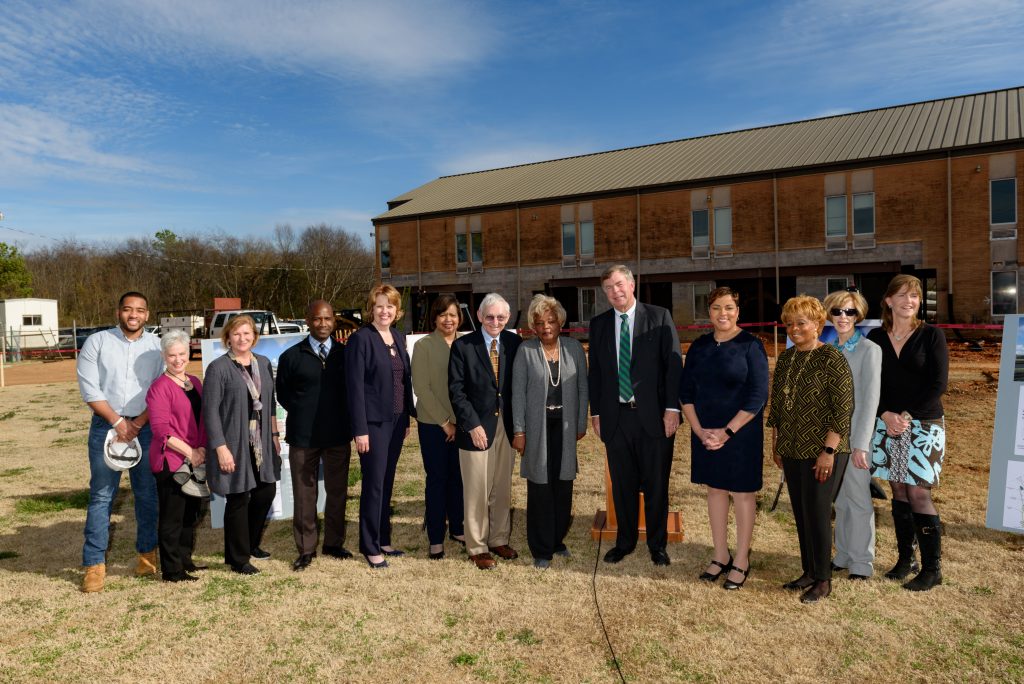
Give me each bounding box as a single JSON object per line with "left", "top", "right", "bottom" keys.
{"left": 0, "top": 349, "right": 1021, "bottom": 683}
{"left": 0, "top": 359, "right": 204, "bottom": 387}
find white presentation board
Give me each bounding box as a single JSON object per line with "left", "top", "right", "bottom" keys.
{"left": 985, "top": 315, "right": 1024, "bottom": 534}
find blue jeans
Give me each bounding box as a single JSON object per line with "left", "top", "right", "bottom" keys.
{"left": 82, "top": 415, "right": 158, "bottom": 566}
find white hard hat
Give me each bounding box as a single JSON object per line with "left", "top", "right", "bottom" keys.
{"left": 103, "top": 429, "right": 143, "bottom": 471}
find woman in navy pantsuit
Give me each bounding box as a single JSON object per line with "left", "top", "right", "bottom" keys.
{"left": 346, "top": 284, "right": 414, "bottom": 569}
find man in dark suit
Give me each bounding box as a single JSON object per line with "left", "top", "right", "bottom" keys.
{"left": 449, "top": 293, "right": 522, "bottom": 570}
{"left": 589, "top": 265, "right": 682, "bottom": 566}
{"left": 275, "top": 300, "right": 353, "bottom": 571}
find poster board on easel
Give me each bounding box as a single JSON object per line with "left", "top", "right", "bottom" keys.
{"left": 985, "top": 315, "right": 1024, "bottom": 534}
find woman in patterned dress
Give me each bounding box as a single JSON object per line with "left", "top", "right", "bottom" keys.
{"left": 867, "top": 274, "right": 948, "bottom": 592}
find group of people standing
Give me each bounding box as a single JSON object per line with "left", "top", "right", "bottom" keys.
{"left": 77, "top": 270, "right": 947, "bottom": 603}
{"left": 685, "top": 274, "right": 947, "bottom": 603}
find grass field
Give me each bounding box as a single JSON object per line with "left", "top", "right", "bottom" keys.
{"left": 0, "top": 363, "right": 1022, "bottom": 683}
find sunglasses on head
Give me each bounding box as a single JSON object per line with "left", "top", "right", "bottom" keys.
{"left": 830, "top": 308, "right": 858, "bottom": 317}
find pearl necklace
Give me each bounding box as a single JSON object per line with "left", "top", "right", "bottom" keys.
{"left": 542, "top": 342, "right": 561, "bottom": 387}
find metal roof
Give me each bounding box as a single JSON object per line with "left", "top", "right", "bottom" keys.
{"left": 375, "top": 86, "right": 1024, "bottom": 222}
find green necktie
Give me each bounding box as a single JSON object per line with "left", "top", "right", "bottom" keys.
{"left": 618, "top": 313, "right": 631, "bottom": 401}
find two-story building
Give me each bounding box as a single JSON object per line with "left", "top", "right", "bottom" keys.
{"left": 373, "top": 86, "right": 1023, "bottom": 334}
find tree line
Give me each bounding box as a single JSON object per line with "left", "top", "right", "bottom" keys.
{"left": 1, "top": 224, "right": 375, "bottom": 326}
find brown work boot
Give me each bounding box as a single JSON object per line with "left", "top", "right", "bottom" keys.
{"left": 135, "top": 550, "right": 158, "bottom": 577}
{"left": 81, "top": 563, "right": 105, "bottom": 593}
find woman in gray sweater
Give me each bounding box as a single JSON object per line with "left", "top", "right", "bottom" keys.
{"left": 824, "top": 288, "right": 881, "bottom": 581}
{"left": 511, "top": 294, "right": 588, "bottom": 569}
{"left": 204, "top": 315, "right": 281, "bottom": 575}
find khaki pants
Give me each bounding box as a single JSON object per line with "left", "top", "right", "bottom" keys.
{"left": 459, "top": 417, "right": 514, "bottom": 556}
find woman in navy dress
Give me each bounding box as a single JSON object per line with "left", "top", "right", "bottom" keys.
{"left": 680, "top": 287, "right": 769, "bottom": 590}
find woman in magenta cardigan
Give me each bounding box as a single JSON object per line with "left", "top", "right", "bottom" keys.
{"left": 146, "top": 329, "right": 208, "bottom": 582}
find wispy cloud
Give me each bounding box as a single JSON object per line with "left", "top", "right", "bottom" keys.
{"left": 709, "top": 0, "right": 1024, "bottom": 95}
{"left": 0, "top": 104, "right": 159, "bottom": 182}
{"left": 0, "top": 0, "right": 497, "bottom": 86}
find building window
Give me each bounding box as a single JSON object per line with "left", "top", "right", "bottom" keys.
{"left": 470, "top": 230, "right": 483, "bottom": 264}
{"left": 378, "top": 226, "right": 391, "bottom": 277}
{"left": 561, "top": 203, "right": 595, "bottom": 267}
{"left": 693, "top": 282, "right": 712, "bottom": 321}
{"left": 561, "top": 221, "right": 576, "bottom": 264}
{"left": 992, "top": 178, "right": 1017, "bottom": 225}
{"left": 455, "top": 232, "right": 468, "bottom": 266}
{"left": 825, "top": 196, "right": 846, "bottom": 237}
{"left": 579, "top": 287, "right": 597, "bottom": 321}
{"left": 714, "top": 207, "right": 732, "bottom": 249}
{"left": 22, "top": 315, "right": 42, "bottom": 326}
{"left": 992, "top": 271, "right": 1017, "bottom": 316}
{"left": 455, "top": 215, "right": 483, "bottom": 272}
{"left": 825, "top": 277, "right": 849, "bottom": 297}
{"left": 691, "top": 209, "right": 709, "bottom": 259}
{"left": 852, "top": 193, "right": 875, "bottom": 235}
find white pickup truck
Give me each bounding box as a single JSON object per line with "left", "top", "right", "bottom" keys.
{"left": 208, "top": 310, "right": 301, "bottom": 341}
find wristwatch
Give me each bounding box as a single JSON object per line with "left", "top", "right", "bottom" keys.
{"left": 724, "top": 427, "right": 736, "bottom": 438}
{"left": 822, "top": 446, "right": 835, "bottom": 455}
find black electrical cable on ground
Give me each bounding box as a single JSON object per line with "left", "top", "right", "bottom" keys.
{"left": 591, "top": 520, "right": 627, "bottom": 684}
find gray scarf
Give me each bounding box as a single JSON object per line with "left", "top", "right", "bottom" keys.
{"left": 227, "top": 351, "right": 263, "bottom": 468}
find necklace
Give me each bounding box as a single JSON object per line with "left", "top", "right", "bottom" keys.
{"left": 165, "top": 370, "right": 193, "bottom": 391}
{"left": 781, "top": 346, "right": 816, "bottom": 411}
{"left": 542, "top": 341, "right": 561, "bottom": 387}
{"left": 891, "top": 327, "right": 911, "bottom": 342}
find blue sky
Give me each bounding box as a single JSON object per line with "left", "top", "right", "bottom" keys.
{"left": 1, "top": 0, "right": 1023, "bottom": 252}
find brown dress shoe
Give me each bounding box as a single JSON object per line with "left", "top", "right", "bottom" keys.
{"left": 135, "top": 550, "right": 158, "bottom": 577}
{"left": 81, "top": 563, "right": 105, "bottom": 593}
{"left": 488, "top": 545, "right": 518, "bottom": 560}
{"left": 470, "top": 553, "right": 496, "bottom": 570}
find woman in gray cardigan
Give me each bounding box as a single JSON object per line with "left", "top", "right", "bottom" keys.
{"left": 511, "top": 294, "right": 588, "bottom": 569}
{"left": 824, "top": 289, "right": 881, "bottom": 581}
{"left": 204, "top": 315, "right": 281, "bottom": 575}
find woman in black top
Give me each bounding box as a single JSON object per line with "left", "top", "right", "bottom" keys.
{"left": 867, "top": 274, "right": 948, "bottom": 592}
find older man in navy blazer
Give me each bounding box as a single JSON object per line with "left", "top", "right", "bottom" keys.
{"left": 589, "top": 265, "right": 682, "bottom": 566}
{"left": 449, "top": 293, "right": 522, "bottom": 570}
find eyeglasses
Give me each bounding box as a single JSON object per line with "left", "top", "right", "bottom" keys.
{"left": 845, "top": 286, "right": 860, "bottom": 294}
{"left": 830, "top": 308, "right": 858, "bottom": 318}
{"left": 483, "top": 315, "right": 508, "bottom": 323}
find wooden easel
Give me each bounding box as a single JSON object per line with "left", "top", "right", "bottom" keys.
{"left": 591, "top": 458, "right": 684, "bottom": 541}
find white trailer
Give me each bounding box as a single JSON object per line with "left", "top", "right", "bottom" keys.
{"left": 0, "top": 298, "right": 60, "bottom": 351}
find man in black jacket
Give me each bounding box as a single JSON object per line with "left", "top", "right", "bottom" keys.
{"left": 276, "top": 300, "right": 353, "bottom": 571}
{"left": 449, "top": 293, "right": 522, "bottom": 570}
{"left": 589, "top": 265, "right": 682, "bottom": 566}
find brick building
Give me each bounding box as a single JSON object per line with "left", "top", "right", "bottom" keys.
{"left": 373, "top": 87, "right": 1023, "bottom": 334}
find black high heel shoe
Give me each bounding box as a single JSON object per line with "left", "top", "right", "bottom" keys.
{"left": 699, "top": 555, "right": 733, "bottom": 582}
{"left": 723, "top": 561, "right": 751, "bottom": 590}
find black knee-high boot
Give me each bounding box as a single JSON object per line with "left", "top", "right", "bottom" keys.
{"left": 885, "top": 500, "right": 920, "bottom": 580}
{"left": 904, "top": 513, "right": 942, "bottom": 591}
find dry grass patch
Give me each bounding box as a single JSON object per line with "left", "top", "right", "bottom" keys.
{"left": 0, "top": 366, "right": 1022, "bottom": 683}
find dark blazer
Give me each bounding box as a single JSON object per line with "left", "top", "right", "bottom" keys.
{"left": 344, "top": 325, "right": 414, "bottom": 437}
{"left": 275, "top": 337, "right": 351, "bottom": 448}
{"left": 449, "top": 329, "right": 522, "bottom": 452}
{"left": 588, "top": 302, "right": 682, "bottom": 440}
